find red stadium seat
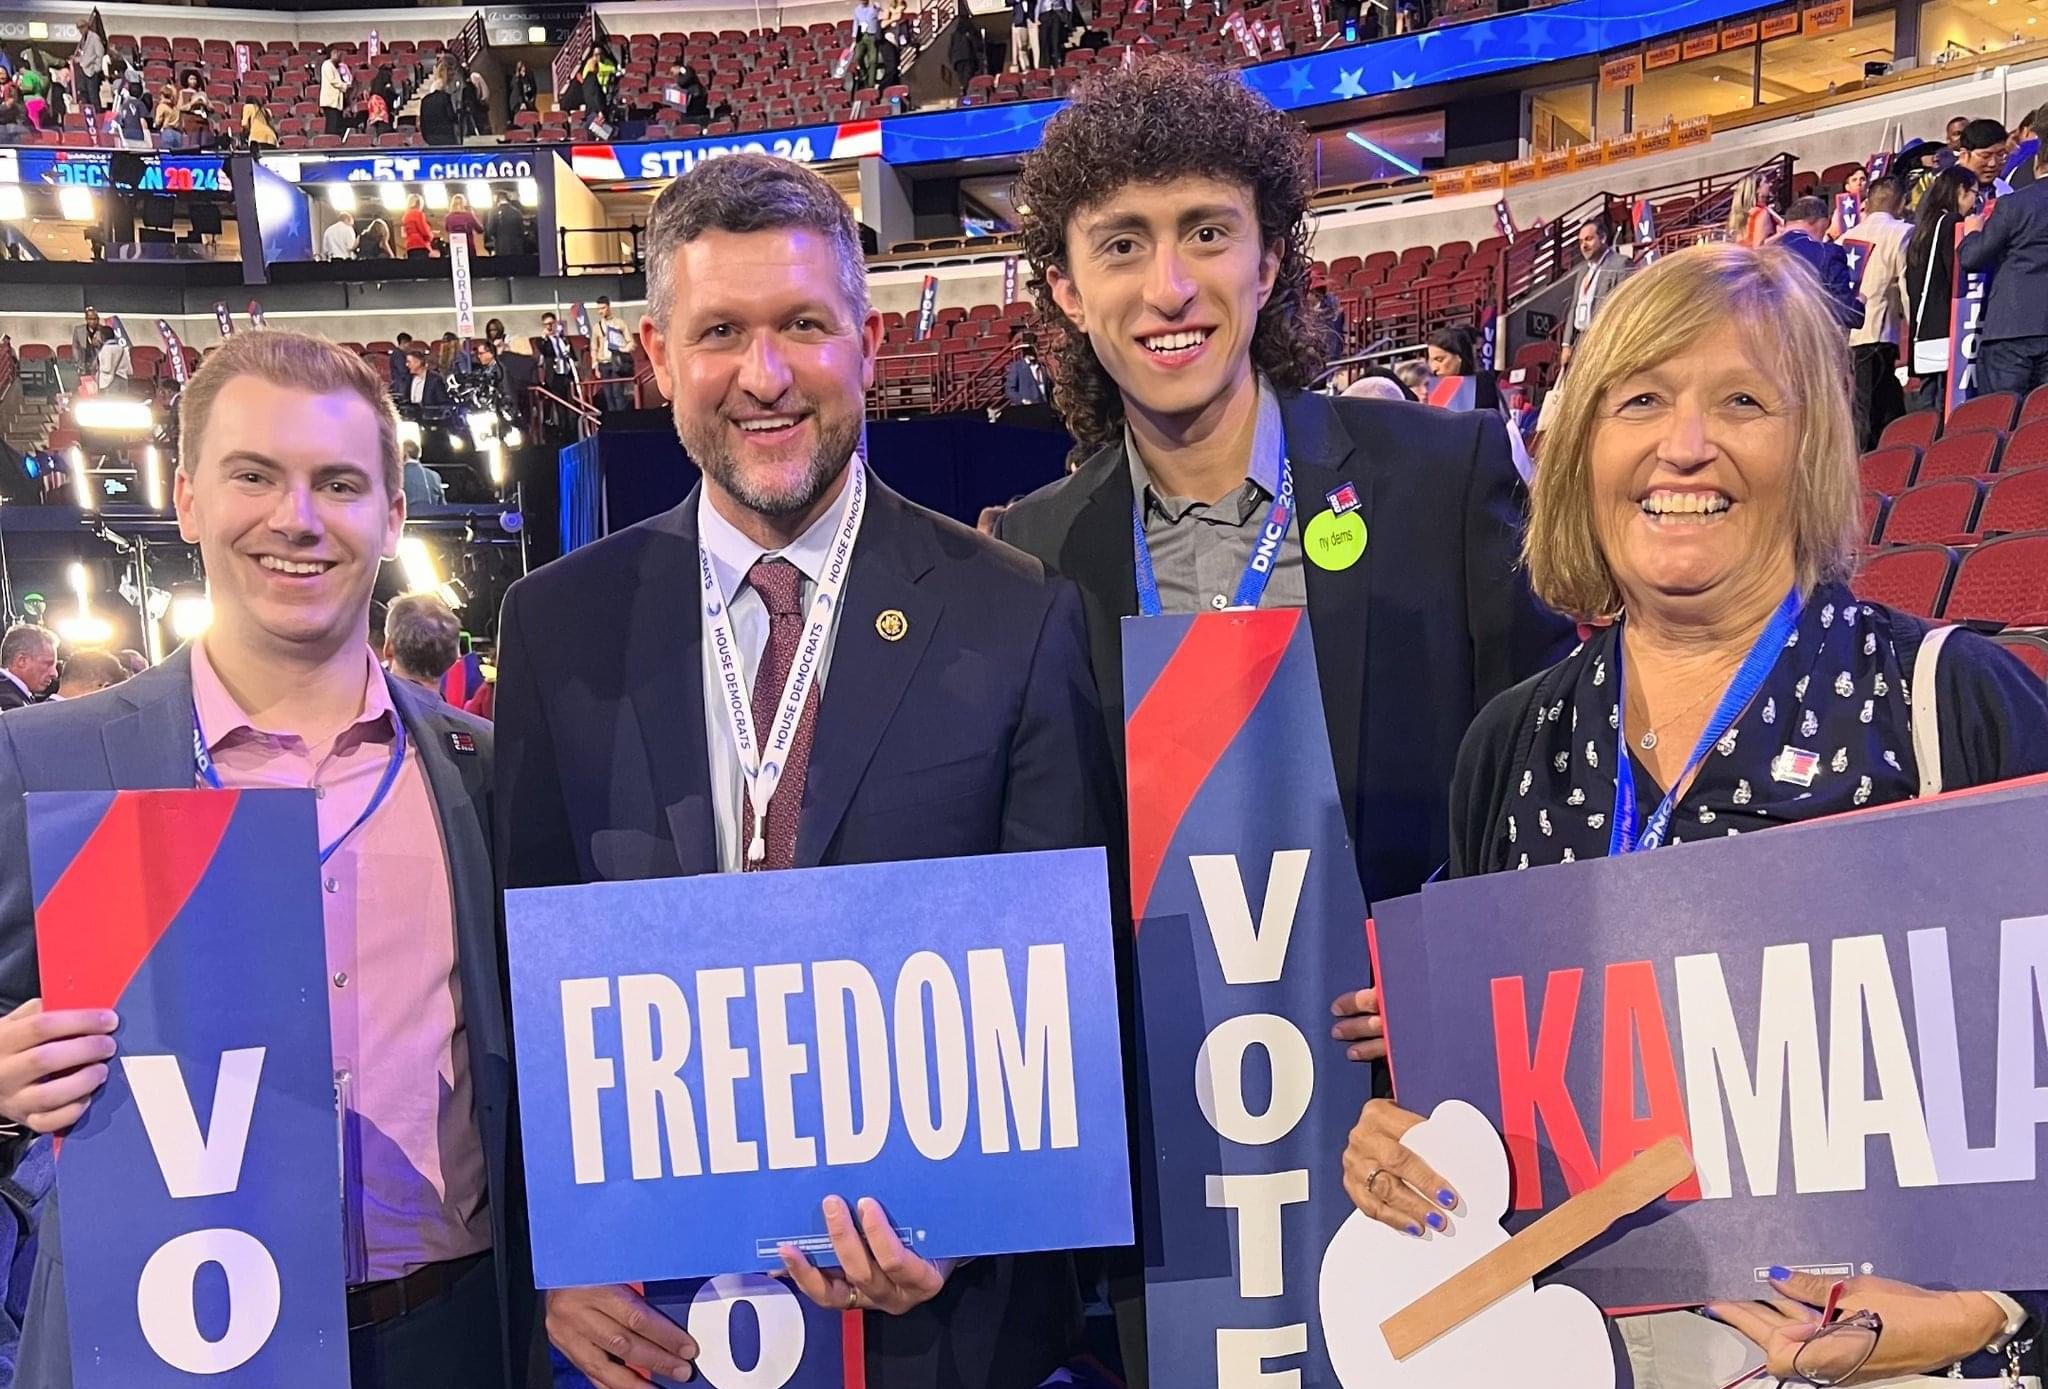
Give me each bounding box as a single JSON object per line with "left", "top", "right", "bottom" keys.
{"left": 1853, "top": 544, "right": 1958, "bottom": 619}
{"left": 1879, "top": 410, "right": 1940, "bottom": 451}
{"left": 1878, "top": 477, "right": 1981, "bottom": 545}
{"left": 1860, "top": 492, "right": 1890, "bottom": 545}
{"left": 1945, "top": 391, "right": 2020, "bottom": 437}
{"left": 2022, "top": 385, "right": 2048, "bottom": 428}
{"left": 1945, "top": 531, "right": 2048, "bottom": 625}
{"left": 1991, "top": 632, "right": 2048, "bottom": 684}
{"left": 2004, "top": 422, "right": 2048, "bottom": 474}
{"left": 1915, "top": 431, "right": 2002, "bottom": 482}
{"left": 1975, "top": 467, "right": 2048, "bottom": 536}
{"left": 1857, "top": 446, "right": 1919, "bottom": 494}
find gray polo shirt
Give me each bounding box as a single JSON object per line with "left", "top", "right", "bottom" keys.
{"left": 1126, "top": 378, "right": 1307, "bottom": 613}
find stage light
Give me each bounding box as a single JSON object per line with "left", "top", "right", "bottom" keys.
{"left": 423, "top": 182, "right": 449, "bottom": 210}
{"left": 170, "top": 591, "right": 213, "bottom": 641}
{"left": 143, "top": 444, "right": 164, "bottom": 511}
{"left": 396, "top": 418, "right": 422, "bottom": 449}
{"left": 466, "top": 409, "right": 499, "bottom": 442}
{"left": 504, "top": 426, "right": 524, "bottom": 448}
{"left": 72, "top": 398, "right": 154, "bottom": 432}
{"left": 447, "top": 432, "right": 465, "bottom": 451}
{"left": 69, "top": 561, "right": 90, "bottom": 605}
{"left": 465, "top": 180, "right": 492, "bottom": 208}
{"left": 518, "top": 178, "right": 540, "bottom": 208}
{"left": 59, "top": 562, "right": 110, "bottom": 644}
{"left": 379, "top": 181, "right": 407, "bottom": 212}
{"left": 398, "top": 534, "right": 440, "bottom": 594}
{"left": 0, "top": 186, "right": 25, "bottom": 222}
{"left": 69, "top": 445, "right": 93, "bottom": 512}
{"left": 57, "top": 185, "right": 96, "bottom": 223}
{"left": 484, "top": 441, "right": 506, "bottom": 487}
{"left": 327, "top": 182, "right": 358, "bottom": 214}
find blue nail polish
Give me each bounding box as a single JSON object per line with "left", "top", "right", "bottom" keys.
{"left": 1697, "top": 1306, "right": 1722, "bottom": 1322}
{"left": 1768, "top": 1265, "right": 1791, "bottom": 1281}
{"left": 1406, "top": 1224, "right": 1422, "bottom": 1238}
{"left": 1438, "top": 1189, "right": 1457, "bottom": 1208}
{"left": 1427, "top": 1211, "right": 1446, "bottom": 1230}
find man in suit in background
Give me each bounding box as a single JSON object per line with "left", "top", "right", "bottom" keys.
{"left": 1959, "top": 136, "right": 2048, "bottom": 397}
{"left": 400, "top": 345, "right": 451, "bottom": 421}
{"left": 0, "top": 626, "right": 55, "bottom": 711}
{"left": 1003, "top": 337, "right": 1050, "bottom": 405}
{"left": 0, "top": 331, "right": 536, "bottom": 1389}
{"left": 995, "top": 59, "right": 1574, "bottom": 1384}
{"left": 494, "top": 152, "right": 1117, "bottom": 1389}
{"left": 1775, "top": 195, "right": 1866, "bottom": 329}
{"left": 1560, "top": 215, "right": 1632, "bottom": 364}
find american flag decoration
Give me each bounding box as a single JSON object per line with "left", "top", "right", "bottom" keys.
{"left": 1843, "top": 236, "right": 1870, "bottom": 293}
{"left": 1770, "top": 745, "right": 1821, "bottom": 787}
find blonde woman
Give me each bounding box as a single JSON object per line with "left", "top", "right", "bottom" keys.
{"left": 1342, "top": 243, "right": 2048, "bottom": 1388}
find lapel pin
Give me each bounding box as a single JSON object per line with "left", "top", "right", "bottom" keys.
{"left": 1325, "top": 481, "right": 1362, "bottom": 516}
{"left": 448, "top": 731, "right": 478, "bottom": 755}
{"left": 875, "top": 609, "right": 908, "bottom": 642}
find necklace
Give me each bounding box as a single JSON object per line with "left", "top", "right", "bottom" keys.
{"left": 1631, "top": 680, "right": 1726, "bottom": 751}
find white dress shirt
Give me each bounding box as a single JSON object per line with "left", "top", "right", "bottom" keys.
{"left": 0, "top": 669, "right": 35, "bottom": 704}
{"left": 409, "top": 372, "right": 427, "bottom": 405}
{"left": 323, "top": 219, "right": 358, "bottom": 261}
{"left": 697, "top": 468, "right": 859, "bottom": 872}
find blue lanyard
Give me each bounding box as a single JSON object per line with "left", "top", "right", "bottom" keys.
{"left": 1132, "top": 458, "right": 1295, "bottom": 618}
{"left": 1609, "top": 587, "right": 1802, "bottom": 855}
{"left": 194, "top": 705, "right": 409, "bottom": 866}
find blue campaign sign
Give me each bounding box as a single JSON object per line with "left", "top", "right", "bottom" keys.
{"left": 643, "top": 1276, "right": 849, "bottom": 1388}
{"left": 1369, "top": 777, "right": 2048, "bottom": 1310}
{"left": 1122, "top": 610, "right": 1374, "bottom": 1387}
{"left": 26, "top": 789, "right": 347, "bottom": 1389}
{"left": 506, "top": 848, "right": 1130, "bottom": 1287}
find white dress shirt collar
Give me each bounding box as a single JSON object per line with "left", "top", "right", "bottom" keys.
{"left": 697, "top": 461, "right": 861, "bottom": 601}
{"left": 0, "top": 668, "right": 33, "bottom": 702}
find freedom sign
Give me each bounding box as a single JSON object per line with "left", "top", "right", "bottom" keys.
{"left": 26, "top": 789, "right": 346, "bottom": 1388}
{"left": 1370, "top": 778, "right": 2048, "bottom": 1310}
{"left": 1123, "top": 610, "right": 1374, "bottom": 1386}
{"left": 640, "top": 1275, "right": 851, "bottom": 1388}
{"left": 505, "top": 848, "right": 1131, "bottom": 1288}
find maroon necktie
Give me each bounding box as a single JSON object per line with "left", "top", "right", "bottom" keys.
{"left": 741, "top": 557, "right": 819, "bottom": 872}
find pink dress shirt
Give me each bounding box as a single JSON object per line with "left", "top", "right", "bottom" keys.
{"left": 189, "top": 640, "right": 490, "bottom": 1282}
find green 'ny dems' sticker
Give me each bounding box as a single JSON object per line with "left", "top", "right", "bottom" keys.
{"left": 1304, "top": 509, "right": 1366, "bottom": 571}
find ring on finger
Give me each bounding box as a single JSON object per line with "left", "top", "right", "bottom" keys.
{"left": 1367, "top": 1168, "right": 1394, "bottom": 1200}
{"left": 845, "top": 1286, "right": 861, "bottom": 1311}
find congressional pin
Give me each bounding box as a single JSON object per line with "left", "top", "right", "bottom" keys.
{"left": 1303, "top": 508, "right": 1367, "bottom": 571}
{"left": 1325, "top": 481, "right": 1361, "bottom": 516}
{"left": 875, "top": 609, "right": 909, "bottom": 641}
{"left": 448, "top": 731, "right": 478, "bottom": 756}
{"left": 1770, "top": 745, "right": 1819, "bottom": 787}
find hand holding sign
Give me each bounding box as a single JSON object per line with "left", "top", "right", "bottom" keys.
{"left": 545, "top": 1284, "right": 701, "bottom": 1389}
{"left": 777, "top": 1195, "right": 953, "bottom": 1315}
{"left": 1708, "top": 1271, "right": 2007, "bottom": 1384}
{"left": 0, "top": 998, "right": 119, "bottom": 1134}
{"left": 1330, "top": 985, "right": 1386, "bottom": 1062}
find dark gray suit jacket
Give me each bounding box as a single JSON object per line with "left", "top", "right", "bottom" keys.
{"left": 1559, "top": 250, "right": 1634, "bottom": 347}
{"left": 0, "top": 646, "right": 538, "bottom": 1389}
{"left": 1959, "top": 177, "right": 2048, "bottom": 343}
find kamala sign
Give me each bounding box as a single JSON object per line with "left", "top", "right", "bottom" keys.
{"left": 1370, "top": 778, "right": 2048, "bottom": 1308}
{"left": 506, "top": 849, "right": 1131, "bottom": 1287}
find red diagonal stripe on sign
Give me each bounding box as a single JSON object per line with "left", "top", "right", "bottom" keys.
{"left": 1125, "top": 612, "right": 1299, "bottom": 923}
{"left": 36, "top": 791, "right": 241, "bottom": 1012}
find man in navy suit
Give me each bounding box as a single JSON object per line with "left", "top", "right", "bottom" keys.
{"left": 0, "top": 331, "right": 535, "bottom": 1389}
{"left": 1960, "top": 138, "right": 2048, "bottom": 397}
{"left": 493, "top": 154, "right": 1118, "bottom": 1389}
{"left": 1774, "top": 195, "right": 1866, "bottom": 329}
{"left": 1003, "top": 338, "right": 1050, "bottom": 405}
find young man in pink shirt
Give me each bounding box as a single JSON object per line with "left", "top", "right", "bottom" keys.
{"left": 0, "top": 331, "right": 534, "bottom": 1389}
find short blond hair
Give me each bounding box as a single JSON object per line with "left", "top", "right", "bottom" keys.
{"left": 1526, "top": 242, "right": 1863, "bottom": 621}
{"left": 176, "top": 329, "right": 400, "bottom": 499}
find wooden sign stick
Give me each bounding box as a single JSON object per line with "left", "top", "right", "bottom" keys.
{"left": 1379, "top": 1135, "right": 1696, "bottom": 1361}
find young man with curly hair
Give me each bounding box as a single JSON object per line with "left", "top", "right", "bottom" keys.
{"left": 995, "top": 57, "right": 1574, "bottom": 1380}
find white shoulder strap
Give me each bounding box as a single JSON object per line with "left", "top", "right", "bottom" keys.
{"left": 1912, "top": 623, "right": 1956, "bottom": 797}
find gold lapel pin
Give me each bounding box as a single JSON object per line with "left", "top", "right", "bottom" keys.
{"left": 875, "top": 609, "right": 908, "bottom": 642}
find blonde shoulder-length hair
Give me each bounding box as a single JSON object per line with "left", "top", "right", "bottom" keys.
{"left": 1526, "top": 241, "right": 1864, "bottom": 622}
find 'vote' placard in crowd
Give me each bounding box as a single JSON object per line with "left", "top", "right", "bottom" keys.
{"left": 506, "top": 848, "right": 1131, "bottom": 1287}
{"left": 1372, "top": 776, "right": 2048, "bottom": 1308}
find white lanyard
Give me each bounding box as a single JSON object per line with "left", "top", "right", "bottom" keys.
{"left": 699, "top": 460, "right": 866, "bottom": 866}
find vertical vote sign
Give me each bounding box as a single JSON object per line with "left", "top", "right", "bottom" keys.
{"left": 450, "top": 233, "right": 476, "bottom": 338}
{"left": 26, "top": 789, "right": 347, "bottom": 1388}
{"left": 1123, "top": 610, "right": 1374, "bottom": 1387}
{"left": 1947, "top": 211, "right": 1994, "bottom": 416}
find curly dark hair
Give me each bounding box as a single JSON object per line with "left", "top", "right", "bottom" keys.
{"left": 1014, "top": 56, "right": 1332, "bottom": 462}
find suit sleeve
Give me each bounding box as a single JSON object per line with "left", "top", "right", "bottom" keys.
{"left": 1461, "top": 412, "right": 1573, "bottom": 708}
{"left": 1956, "top": 203, "right": 2012, "bottom": 276}
{"left": 1936, "top": 628, "right": 2048, "bottom": 788}
{"left": 492, "top": 582, "right": 580, "bottom": 892}
{"left": 998, "top": 578, "right": 1120, "bottom": 860}
{"left": 0, "top": 720, "right": 37, "bottom": 1015}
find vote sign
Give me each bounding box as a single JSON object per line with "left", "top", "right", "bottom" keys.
{"left": 505, "top": 848, "right": 1131, "bottom": 1287}
{"left": 1123, "top": 610, "right": 1374, "bottom": 1387}
{"left": 27, "top": 789, "right": 347, "bottom": 1388}
{"left": 1370, "top": 778, "right": 2048, "bottom": 1309}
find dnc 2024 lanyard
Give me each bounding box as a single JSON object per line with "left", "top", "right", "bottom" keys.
{"left": 1609, "top": 586, "right": 1802, "bottom": 855}
{"left": 1132, "top": 457, "right": 1295, "bottom": 618}
{"left": 700, "top": 457, "right": 867, "bottom": 866}
{"left": 192, "top": 704, "right": 408, "bottom": 866}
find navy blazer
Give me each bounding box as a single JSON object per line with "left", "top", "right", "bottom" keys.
{"left": 492, "top": 475, "right": 1120, "bottom": 1389}
{"left": 1004, "top": 356, "right": 1049, "bottom": 405}
{"left": 1959, "top": 177, "right": 2048, "bottom": 342}
{"left": 0, "top": 649, "right": 538, "bottom": 1389}
{"left": 1775, "top": 228, "right": 1867, "bottom": 329}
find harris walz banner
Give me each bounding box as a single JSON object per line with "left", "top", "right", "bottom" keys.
{"left": 1123, "top": 609, "right": 1373, "bottom": 1386}
{"left": 1369, "top": 778, "right": 2048, "bottom": 1309}
{"left": 27, "top": 789, "right": 345, "bottom": 1388}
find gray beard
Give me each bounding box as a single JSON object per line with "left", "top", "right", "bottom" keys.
{"left": 678, "top": 405, "right": 860, "bottom": 518}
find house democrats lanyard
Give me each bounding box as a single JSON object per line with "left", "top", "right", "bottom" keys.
{"left": 1132, "top": 457, "right": 1295, "bottom": 618}
{"left": 701, "top": 457, "right": 867, "bottom": 866}
{"left": 1609, "top": 586, "right": 1801, "bottom": 855}
{"left": 192, "top": 704, "right": 408, "bottom": 867}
